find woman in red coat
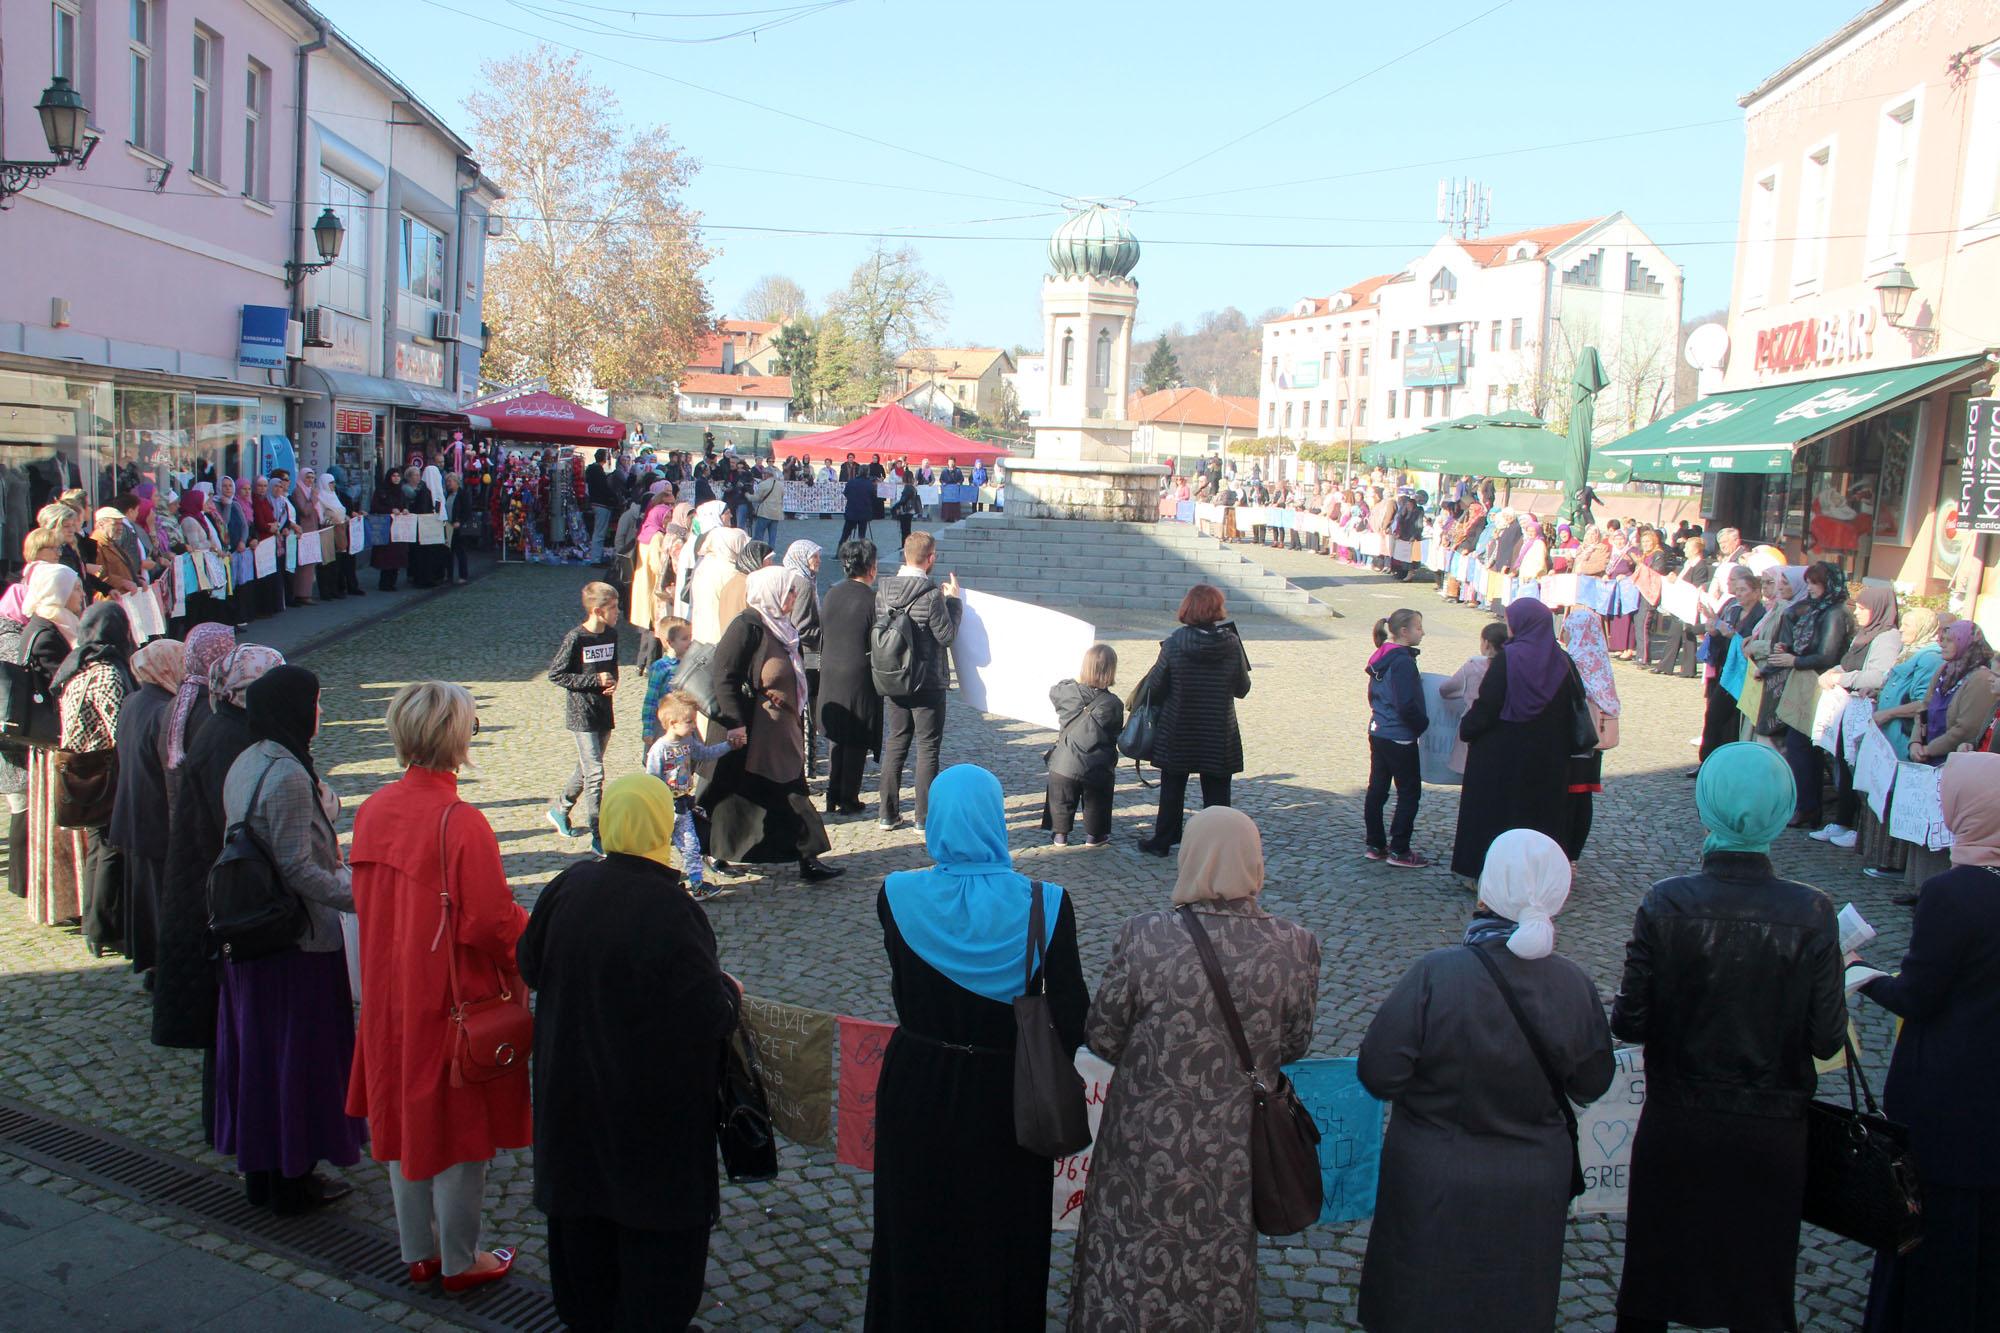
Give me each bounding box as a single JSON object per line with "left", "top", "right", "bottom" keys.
{"left": 347, "top": 680, "right": 528, "bottom": 1294}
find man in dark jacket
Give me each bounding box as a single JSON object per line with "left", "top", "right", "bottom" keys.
{"left": 1364, "top": 624, "right": 1429, "bottom": 864}
{"left": 840, "top": 471, "right": 876, "bottom": 546}
{"left": 817, "top": 540, "right": 881, "bottom": 815}
{"left": 584, "top": 449, "right": 615, "bottom": 564}
{"left": 874, "top": 531, "right": 961, "bottom": 830}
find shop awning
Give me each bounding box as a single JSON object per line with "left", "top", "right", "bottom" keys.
{"left": 1600, "top": 354, "right": 1991, "bottom": 474}
{"left": 469, "top": 390, "right": 628, "bottom": 443}
{"left": 298, "top": 366, "right": 492, "bottom": 428}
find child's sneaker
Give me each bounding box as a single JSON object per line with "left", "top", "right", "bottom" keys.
{"left": 1364, "top": 846, "right": 1388, "bottom": 861}
{"left": 1387, "top": 850, "right": 1432, "bottom": 869}
{"left": 546, "top": 805, "right": 576, "bottom": 839}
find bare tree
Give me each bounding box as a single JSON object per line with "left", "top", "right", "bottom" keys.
{"left": 740, "top": 274, "right": 809, "bottom": 324}
{"left": 469, "top": 46, "right": 711, "bottom": 398}
{"left": 823, "top": 243, "right": 949, "bottom": 403}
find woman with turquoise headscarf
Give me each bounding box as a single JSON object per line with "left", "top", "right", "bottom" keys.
{"left": 1611, "top": 743, "right": 1847, "bottom": 1333}
{"left": 865, "top": 764, "right": 1086, "bottom": 1332}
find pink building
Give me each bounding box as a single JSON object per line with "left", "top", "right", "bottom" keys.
{"left": 1608, "top": 0, "right": 2000, "bottom": 631}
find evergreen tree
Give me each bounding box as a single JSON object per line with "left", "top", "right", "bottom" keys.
{"left": 1141, "top": 337, "right": 1184, "bottom": 393}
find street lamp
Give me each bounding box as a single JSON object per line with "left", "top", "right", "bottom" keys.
{"left": 1874, "top": 264, "right": 1918, "bottom": 326}
{"left": 0, "top": 77, "right": 100, "bottom": 209}
{"left": 285, "top": 207, "right": 347, "bottom": 287}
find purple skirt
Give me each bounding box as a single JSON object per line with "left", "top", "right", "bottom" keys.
{"left": 213, "top": 946, "right": 367, "bottom": 1176}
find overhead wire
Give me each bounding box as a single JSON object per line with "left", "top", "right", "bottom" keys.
{"left": 499, "top": 0, "right": 850, "bottom": 43}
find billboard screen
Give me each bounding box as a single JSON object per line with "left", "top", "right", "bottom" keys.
{"left": 1291, "top": 359, "right": 1321, "bottom": 390}
{"left": 1402, "top": 340, "right": 1463, "bottom": 388}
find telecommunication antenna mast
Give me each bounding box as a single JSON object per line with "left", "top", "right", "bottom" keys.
{"left": 1435, "top": 178, "right": 1492, "bottom": 239}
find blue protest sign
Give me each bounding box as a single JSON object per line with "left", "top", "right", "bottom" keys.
{"left": 1283, "top": 1057, "right": 1384, "bottom": 1224}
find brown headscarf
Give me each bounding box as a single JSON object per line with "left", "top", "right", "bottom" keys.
{"left": 1171, "top": 807, "right": 1265, "bottom": 905}
{"left": 129, "top": 638, "right": 185, "bottom": 692}
{"left": 1840, "top": 585, "right": 1900, "bottom": 669}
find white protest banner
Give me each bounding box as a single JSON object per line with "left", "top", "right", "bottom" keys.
{"left": 1810, "top": 684, "right": 1850, "bottom": 753}
{"left": 1853, "top": 726, "right": 1900, "bottom": 821}
{"left": 252, "top": 537, "right": 278, "bottom": 579}
{"left": 283, "top": 532, "right": 298, "bottom": 572}
{"left": 951, "top": 589, "right": 1097, "bottom": 730}
{"left": 1889, "top": 762, "right": 1953, "bottom": 850}
{"left": 1417, "top": 672, "right": 1468, "bottom": 786}
{"left": 1537, "top": 573, "right": 1578, "bottom": 608}
{"left": 416, "top": 514, "right": 448, "bottom": 546}
{"left": 1359, "top": 532, "right": 1382, "bottom": 558}
{"left": 119, "top": 590, "right": 167, "bottom": 642}
{"left": 1574, "top": 1047, "right": 1645, "bottom": 1216}
{"left": 1840, "top": 697, "right": 1876, "bottom": 766}
{"left": 348, "top": 516, "right": 367, "bottom": 552}
{"left": 1052, "top": 1049, "right": 1115, "bottom": 1230}
{"left": 1391, "top": 539, "right": 1413, "bottom": 562}
{"left": 1660, "top": 577, "right": 1702, "bottom": 625}
{"left": 297, "top": 529, "right": 323, "bottom": 566}
{"left": 389, "top": 514, "right": 419, "bottom": 544}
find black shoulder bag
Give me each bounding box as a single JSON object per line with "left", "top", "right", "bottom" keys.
{"left": 1014, "top": 882, "right": 1091, "bottom": 1158}
{"left": 1803, "top": 1031, "right": 1923, "bottom": 1254}
{"left": 206, "top": 761, "right": 307, "bottom": 963}
{"left": 1180, "top": 906, "right": 1324, "bottom": 1235}
{"left": 1116, "top": 643, "right": 1167, "bottom": 788}
{"left": 1463, "top": 942, "right": 1585, "bottom": 1198}
{"left": 717, "top": 1012, "right": 780, "bottom": 1183}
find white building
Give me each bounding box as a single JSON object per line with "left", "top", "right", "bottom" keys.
{"left": 674, "top": 373, "right": 794, "bottom": 423}
{"left": 1261, "top": 215, "right": 1685, "bottom": 448}
{"left": 1004, "top": 354, "right": 1045, "bottom": 421}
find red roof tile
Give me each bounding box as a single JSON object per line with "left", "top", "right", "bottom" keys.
{"left": 678, "top": 373, "right": 793, "bottom": 398}
{"left": 1457, "top": 219, "right": 1604, "bottom": 267}
{"left": 1131, "top": 387, "right": 1258, "bottom": 430}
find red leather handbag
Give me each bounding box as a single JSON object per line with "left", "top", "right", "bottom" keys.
{"left": 434, "top": 803, "right": 532, "bottom": 1086}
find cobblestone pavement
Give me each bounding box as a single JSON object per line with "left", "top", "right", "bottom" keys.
{"left": 0, "top": 516, "right": 1899, "bottom": 1330}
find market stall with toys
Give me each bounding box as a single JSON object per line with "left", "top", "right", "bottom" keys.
{"left": 464, "top": 391, "right": 629, "bottom": 562}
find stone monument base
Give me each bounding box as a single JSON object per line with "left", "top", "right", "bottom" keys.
{"left": 1003, "top": 458, "right": 1168, "bottom": 524}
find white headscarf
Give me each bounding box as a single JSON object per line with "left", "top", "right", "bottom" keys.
{"left": 22, "top": 562, "right": 82, "bottom": 644}
{"left": 422, "top": 464, "right": 446, "bottom": 514}
{"left": 315, "top": 470, "right": 347, "bottom": 522}
{"left": 745, "top": 565, "right": 808, "bottom": 711}
{"left": 1476, "top": 828, "right": 1572, "bottom": 960}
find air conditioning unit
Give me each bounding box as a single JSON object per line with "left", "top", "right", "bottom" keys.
{"left": 302, "top": 306, "right": 334, "bottom": 348}
{"left": 432, "top": 311, "right": 461, "bottom": 342}
{"left": 285, "top": 319, "right": 305, "bottom": 359}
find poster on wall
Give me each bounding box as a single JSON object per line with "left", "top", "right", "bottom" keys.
{"left": 1807, "top": 471, "right": 1874, "bottom": 553}
{"left": 1869, "top": 408, "right": 1919, "bottom": 545}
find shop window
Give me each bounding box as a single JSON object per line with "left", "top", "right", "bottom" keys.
{"left": 0, "top": 371, "right": 116, "bottom": 546}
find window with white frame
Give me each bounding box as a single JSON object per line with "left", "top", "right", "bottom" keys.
{"left": 1864, "top": 95, "right": 1920, "bottom": 271}
{"left": 191, "top": 28, "right": 216, "bottom": 179}
{"left": 129, "top": 0, "right": 153, "bottom": 149}
{"left": 53, "top": 1, "right": 82, "bottom": 85}
{"left": 1510, "top": 318, "right": 1523, "bottom": 349}
{"left": 318, "top": 170, "right": 371, "bottom": 316}
{"left": 1742, "top": 169, "right": 1779, "bottom": 308}
{"left": 1489, "top": 322, "right": 1501, "bottom": 352}
{"left": 1792, "top": 143, "right": 1834, "bottom": 292}
{"left": 400, "top": 216, "right": 446, "bottom": 306}
{"left": 1319, "top": 400, "right": 1328, "bottom": 428}
{"left": 1358, "top": 347, "right": 1370, "bottom": 375}
{"left": 243, "top": 61, "right": 268, "bottom": 200}
{"left": 1428, "top": 267, "right": 1457, "bottom": 304}
{"left": 1961, "top": 47, "right": 2000, "bottom": 236}
{"left": 1337, "top": 399, "right": 1349, "bottom": 426}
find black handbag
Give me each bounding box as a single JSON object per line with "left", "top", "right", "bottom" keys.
{"left": 1013, "top": 882, "right": 1092, "bottom": 1158}
{"left": 53, "top": 748, "right": 117, "bottom": 828}
{"left": 1804, "top": 1031, "right": 1923, "bottom": 1255}
{"left": 1180, "top": 906, "right": 1324, "bottom": 1235}
{"left": 1464, "top": 942, "right": 1586, "bottom": 1199}
{"left": 2, "top": 630, "right": 59, "bottom": 748}
{"left": 205, "top": 761, "right": 307, "bottom": 963}
{"left": 1567, "top": 664, "right": 1600, "bottom": 755}
{"left": 717, "top": 1018, "right": 779, "bottom": 1183}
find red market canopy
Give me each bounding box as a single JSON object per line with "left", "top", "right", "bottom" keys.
{"left": 777, "top": 404, "right": 1011, "bottom": 465}
{"left": 474, "top": 391, "right": 628, "bottom": 443}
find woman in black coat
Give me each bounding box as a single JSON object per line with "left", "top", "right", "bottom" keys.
{"left": 369, "top": 468, "right": 409, "bottom": 592}
{"left": 1136, "top": 585, "right": 1252, "bottom": 857}
{"left": 1768, "top": 561, "right": 1852, "bottom": 828}
{"left": 817, "top": 540, "right": 883, "bottom": 816}
{"left": 1451, "top": 598, "right": 1588, "bottom": 879}
{"left": 109, "top": 639, "right": 183, "bottom": 974}
{"left": 519, "top": 773, "right": 742, "bottom": 1333}
{"left": 1854, "top": 751, "right": 2000, "bottom": 1332}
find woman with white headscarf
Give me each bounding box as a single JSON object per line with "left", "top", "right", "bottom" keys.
{"left": 1068, "top": 806, "right": 1320, "bottom": 1332}
{"left": 310, "top": 471, "right": 349, "bottom": 603}
{"left": 1357, "top": 827, "right": 1615, "bottom": 1333}
{"left": 695, "top": 566, "right": 837, "bottom": 882}
{"left": 686, "top": 524, "right": 750, "bottom": 646}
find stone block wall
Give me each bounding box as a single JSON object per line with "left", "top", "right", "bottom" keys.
{"left": 1003, "top": 463, "right": 1163, "bottom": 523}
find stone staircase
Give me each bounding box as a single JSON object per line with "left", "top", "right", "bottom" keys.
{"left": 933, "top": 513, "right": 1335, "bottom": 619}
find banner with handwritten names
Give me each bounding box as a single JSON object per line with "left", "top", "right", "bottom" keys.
{"left": 1283, "top": 1057, "right": 1385, "bottom": 1225}
{"left": 1574, "top": 1047, "right": 1645, "bottom": 1216}
{"left": 835, "top": 1017, "right": 895, "bottom": 1171}
{"left": 253, "top": 537, "right": 277, "bottom": 579}
{"left": 1051, "top": 1049, "right": 1115, "bottom": 1230}
{"left": 741, "top": 996, "right": 835, "bottom": 1148}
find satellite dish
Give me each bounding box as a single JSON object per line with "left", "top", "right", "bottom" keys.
{"left": 1684, "top": 323, "right": 1730, "bottom": 372}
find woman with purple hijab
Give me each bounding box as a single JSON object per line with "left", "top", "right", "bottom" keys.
{"left": 1451, "top": 599, "right": 1590, "bottom": 878}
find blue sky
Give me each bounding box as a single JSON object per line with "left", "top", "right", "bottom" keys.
{"left": 323, "top": 0, "right": 1858, "bottom": 348}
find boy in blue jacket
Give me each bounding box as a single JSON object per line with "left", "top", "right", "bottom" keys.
{"left": 1365, "top": 608, "right": 1430, "bottom": 867}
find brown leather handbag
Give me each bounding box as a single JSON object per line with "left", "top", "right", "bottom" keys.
{"left": 54, "top": 748, "right": 118, "bottom": 828}
{"left": 434, "top": 802, "right": 532, "bottom": 1086}
{"left": 1178, "top": 905, "right": 1323, "bottom": 1236}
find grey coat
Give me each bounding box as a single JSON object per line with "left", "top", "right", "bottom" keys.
{"left": 1357, "top": 935, "right": 1615, "bottom": 1333}
{"left": 1068, "top": 901, "right": 1320, "bottom": 1333}
{"left": 221, "top": 740, "right": 352, "bottom": 952}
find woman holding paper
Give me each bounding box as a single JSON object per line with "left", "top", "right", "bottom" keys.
{"left": 1357, "top": 828, "right": 1613, "bottom": 1333}
{"left": 1806, "top": 586, "right": 1901, "bottom": 849}
{"left": 21, "top": 563, "right": 86, "bottom": 925}
{"left": 369, "top": 468, "right": 411, "bottom": 592}
{"left": 1907, "top": 621, "right": 1997, "bottom": 764}
{"left": 176, "top": 489, "right": 228, "bottom": 629}
{"left": 1698, "top": 565, "right": 1765, "bottom": 763}
{"left": 1766, "top": 561, "right": 1852, "bottom": 828}
{"left": 1851, "top": 751, "right": 2000, "bottom": 1332}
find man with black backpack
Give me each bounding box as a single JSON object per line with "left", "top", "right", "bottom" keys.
{"left": 872, "top": 531, "right": 961, "bottom": 831}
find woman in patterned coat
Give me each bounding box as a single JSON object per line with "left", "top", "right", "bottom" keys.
{"left": 1067, "top": 807, "right": 1320, "bottom": 1332}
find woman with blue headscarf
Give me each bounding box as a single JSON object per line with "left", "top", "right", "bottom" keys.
{"left": 1610, "top": 743, "right": 1847, "bottom": 1333}
{"left": 865, "top": 765, "right": 1086, "bottom": 1332}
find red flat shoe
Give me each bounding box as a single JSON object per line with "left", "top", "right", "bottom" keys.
{"left": 408, "top": 1257, "right": 442, "bottom": 1284}
{"left": 441, "top": 1248, "right": 514, "bottom": 1294}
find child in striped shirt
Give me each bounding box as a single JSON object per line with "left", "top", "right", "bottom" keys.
{"left": 645, "top": 690, "right": 740, "bottom": 897}
{"left": 639, "top": 615, "right": 693, "bottom": 761}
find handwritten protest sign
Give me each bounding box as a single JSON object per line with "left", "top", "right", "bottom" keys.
{"left": 1853, "top": 726, "right": 1900, "bottom": 821}
{"left": 1051, "top": 1049, "right": 1116, "bottom": 1230}
{"left": 1810, "top": 684, "right": 1849, "bottom": 752}
{"left": 1537, "top": 573, "right": 1578, "bottom": 608}
{"left": 119, "top": 590, "right": 166, "bottom": 642}
{"left": 252, "top": 537, "right": 278, "bottom": 579}
{"left": 416, "top": 514, "right": 447, "bottom": 546}
{"left": 297, "top": 529, "right": 323, "bottom": 566}
{"left": 835, "top": 1017, "right": 895, "bottom": 1171}
{"left": 952, "top": 590, "right": 1096, "bottom": 730}
{"left": 1574, "top": 1047, "right": 1645, "bottom": 1216}
{"left": 1418, "top": 673, "right": 1468, "bottom": 787}
{"left": 1840, "top": 697, "right": 1876, "bottom": 765}
{"left": 1660, "top": 577, "right": 1702, "bottom": 626}
{"left": 389, "top": 514, "right": 418, "bottom": 544}
{"left": 1889, "top": 763, "right": 1953, "bottom": 851}
{"left": 348, "top": 516, "right": 367, "bottom": 553}
{"left": 1283, "top": 1058, "right": 1384, "bottom": 1224}
{"left": 741, "top": 996, "right": 835, "bottom": 1148}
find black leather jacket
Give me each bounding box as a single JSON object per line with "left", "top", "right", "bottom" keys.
{"left": 1611, "top": 852, "right": 1847, "bottom": 1119}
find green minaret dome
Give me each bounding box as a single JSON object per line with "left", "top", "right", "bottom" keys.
{"left": 1049, "top": 203, "right": 1139, "bottom": 279}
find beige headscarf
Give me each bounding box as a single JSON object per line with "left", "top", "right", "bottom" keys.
{"left": 130, "top": 638, "right": 186, "bottom": 692}
{"left": 1170, "top": 806, "right": 1265, "bottom": 905}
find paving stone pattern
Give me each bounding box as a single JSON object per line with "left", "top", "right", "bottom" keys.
{"left": 0, "top": 516, "right": 1899, "bottom": 1330}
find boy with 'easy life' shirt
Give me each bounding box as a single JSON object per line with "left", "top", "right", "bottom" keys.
{"left": 547, "top": 581, "right": 621, "bottom": 854}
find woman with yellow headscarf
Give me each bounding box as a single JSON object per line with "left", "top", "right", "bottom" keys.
{"left": 519, "top": 773, "right": 742, "bottom": 1331}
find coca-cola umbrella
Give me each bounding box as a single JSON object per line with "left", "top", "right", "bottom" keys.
{"left": 472, "top": 391, "right": 628, "bottom": 444}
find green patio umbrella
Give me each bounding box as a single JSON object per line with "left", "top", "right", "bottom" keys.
{"left": 1565, "top": 347, "right": 1609, "bottom": 524}
{"left": 1364, "top": 414, "right": 1628, "bottom": 484}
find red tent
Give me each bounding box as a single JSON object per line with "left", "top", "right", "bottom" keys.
{"left": 474, "top": 391, "right": 628, "bottom": 443}
{"left": 778, "top": 404, "right": 1011, "bottom": 464}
